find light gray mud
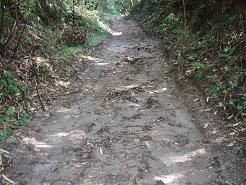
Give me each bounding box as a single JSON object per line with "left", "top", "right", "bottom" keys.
{"left": 3, "top": 17, "right": 245, "bottom": 185}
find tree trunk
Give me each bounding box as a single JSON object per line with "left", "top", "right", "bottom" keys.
{"left": 129, "top": 0, "right": 133, "bottom": 9}
{"left": 182, "top": 0, "right": 187, "bottom": 28}
{"left": 0, "top": 0, "right": 5, "bottom": 44}
{"left": 72, "top": 0, "right": 75, "bottom": 27}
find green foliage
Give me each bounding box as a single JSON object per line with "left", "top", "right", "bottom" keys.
{"left": 19, "top": 0, "right": 37, "bottom": 19}
{"left": 85, "top": 0, "right": 99, "bottom": 10}
{"left": 0, "top": 106, "right": 31, "bottom": 143}
{"left": 229, "top": 76, "right": 241, "bottom": 89}
{"left": 1, "top": 107, "right": 16, "bottom": 124}
{"left": 55, "top": 8, "right": 109, "bottom": 59}
{"left": 0, "top": 71, "right": 31, "bottom": 143}
{"left": 190, "top": 62, "right": 214, "bottom": 70}
{"left": 0, "top": 106, "right": 31, "bottom": 126}
{"left": 0, "top": 71, "right": 20, "bottom": 96}
{"left": 113, "top": 0, "right": 129, "bottom": 14}
{"left": 0, "top": 70, "right": 30, "bottom": 101}
{"left": 236, "top": 97, "right": 246, "bottom": 116}
{"left": 159, "top": 13, "right": 180, "bottom": 33}
{"left": 218, "top": 47, "right": 236, "bottom": 59}
{"left": 0, "top": 129, "right": 13, "bottom": 143}
{"left": 195, "top": 70, "right": 205, "bottom": 80}
{"left": 57, "top": 30, "right": 107, "bottom": 60}
{"left": 209, "top": 83, "right": 225, "bottom": 98}
{"left": 165, "top": 13, "right": 179, "bottom": 24}
{"left": 186, "top": 54, "right": 214, "bottom": 80}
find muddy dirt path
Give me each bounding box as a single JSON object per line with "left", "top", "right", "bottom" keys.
{"left": 4, "top": 17, "right": 245, "bottom": 185}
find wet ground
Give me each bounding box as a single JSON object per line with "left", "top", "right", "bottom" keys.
{"left": 3, "top": 17, "right": 245, "bottom": 185}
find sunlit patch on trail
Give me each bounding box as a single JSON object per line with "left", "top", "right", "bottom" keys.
{"left": 118, "top": 84, "right": 140, "bottom": 90}
{"left": 50, "top": 130, "right": 85, "bottom": 142}
{"left": 110, "top": 31, "right": 123, "bottom": 36}
{"left": 80, "top": 55, "right": 110, "bottom": 66}
{"left": 154, "top": 173, "right": 185, "bottom": 184}
{"left": 149, "top": 87, "right": 167, "bottom": 94}
{"left": 95, "top": 62, "right": 109, "bottom": 66}
{"left": 51, "top": 132, "right": 69, "bottom": 137}
{"left": 56, "top": 107, "right": 71, "bottom": 113}
{"left": 22, "top": 137, "right": 52, "bottom": 149}
{"left": 127, "top": 102, "right": 141, "bottom": 107}
{"left": 67, "top": 130, "right": 85, "bottom": 140}
{"left": 81, "top": 55, "right": 103, "bottom": 62}
{"left": 97, "top": 20, "right": 122, "bottom": 36}
{"left": 79, "top": 55, "right": 110, "bottom": 66}
{"left": 109, "top": 85, "right": 138, "bottom": 92}
{"left": 160, "top": 148, "right": 206, "bottom": 166}
{"left": 167, "top": 148, "right": 206, "bottom": 163}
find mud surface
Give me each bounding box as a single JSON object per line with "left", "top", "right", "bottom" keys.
{"left": 4, "top": 17, "right": 245, "bottom": 185}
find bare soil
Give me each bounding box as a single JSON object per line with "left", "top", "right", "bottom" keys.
{"left": 2, "top": 17, "right": 246, "bottom": 185}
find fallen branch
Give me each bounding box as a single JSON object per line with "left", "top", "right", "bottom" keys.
{"left": 32, "top": 63, "right": 46, "bottom": 111}
{"left": 29, "top": 50, "right": 45, "bottom": 111}
{"left": 1, "top": 174, "right": 15, "bottom": 184}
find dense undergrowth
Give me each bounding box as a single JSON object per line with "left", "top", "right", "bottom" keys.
{"left": 0, "top": 0, "right": 121, "bottom": 143}
{"left": 133, "top": 0, "right": 245, "bottom": 135}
